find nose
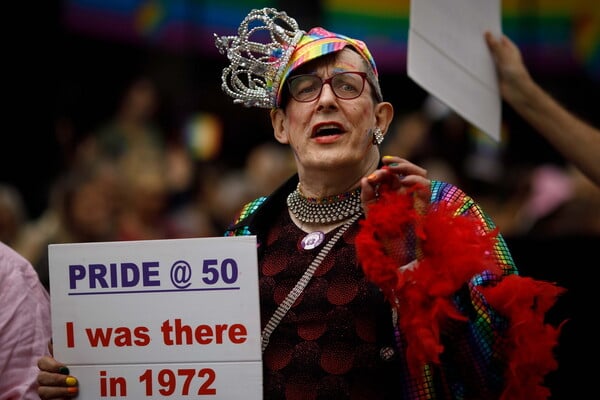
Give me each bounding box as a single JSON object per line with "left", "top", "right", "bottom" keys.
{"left": 316, "top": 81, "right": 338, "bottom": 106}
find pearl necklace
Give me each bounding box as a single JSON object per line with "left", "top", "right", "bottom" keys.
{"left": 286, "top": 183, "right": 362, "bottom": 224}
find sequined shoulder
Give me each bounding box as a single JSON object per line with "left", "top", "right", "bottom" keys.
{"left": 223, "top": 196, "right": 268, "bottom": 236}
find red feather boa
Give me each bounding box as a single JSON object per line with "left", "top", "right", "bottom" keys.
{"left": 482, "top": 275, "right": 567, "bottom": 400}
{"left": 355, "top": 188, "right": 566, "bottom": 399}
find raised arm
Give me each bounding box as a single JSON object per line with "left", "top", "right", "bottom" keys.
{"left": 485, "top": 31, "right": 600, "bottom": 186}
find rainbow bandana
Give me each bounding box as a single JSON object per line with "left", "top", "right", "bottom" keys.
{"left": 276, "top": 27, "right": 381, "bottom": 107}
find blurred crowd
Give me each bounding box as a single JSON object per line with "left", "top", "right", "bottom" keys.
{"left": 1, "top": 75, "right": 599, "bottom": 293}
{"left": 382, "top": 95, "right": 600, "bottom": 238}
{"left": 1, "top": 76, "right": 297, "bottom": 292}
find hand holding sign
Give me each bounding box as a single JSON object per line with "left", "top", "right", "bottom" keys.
{"left": 49, "top": 236, "right": 262, "bottom": 399}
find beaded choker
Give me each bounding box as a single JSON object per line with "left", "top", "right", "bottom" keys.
{"left": 287, "top": 183, "right": 362, "bottom": 224}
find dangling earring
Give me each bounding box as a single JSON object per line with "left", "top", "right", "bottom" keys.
{"left": 372, "top": 127, "right": 384, "bottom": 145}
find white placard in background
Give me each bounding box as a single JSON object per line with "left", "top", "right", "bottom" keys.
{"left": 49, "top": 236, "right": 262, "bottom": 399}
{"left": 408, "top": 0, "right": 502, "bottom": 141}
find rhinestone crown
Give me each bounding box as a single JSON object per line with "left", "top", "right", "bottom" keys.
{"left": 214, "top": 8, "right": 305, "bottom": 109}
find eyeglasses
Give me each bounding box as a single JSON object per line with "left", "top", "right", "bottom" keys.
{"left": 286, "top": 71, "right": 368, "bottom": 103}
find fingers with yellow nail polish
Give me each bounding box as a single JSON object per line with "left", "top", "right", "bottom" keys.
{"left": 65, "top": 376, "right": 78, "bottom": 387}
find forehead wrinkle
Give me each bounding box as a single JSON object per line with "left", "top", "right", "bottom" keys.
{"left": 323, "top": 54, "right": 362, "bottom": 73}
{"left": 332, "top": 64, "right": 356, "bottom": 73}
{"left": 309, "top": 62, "right": 363, "bottom": 79}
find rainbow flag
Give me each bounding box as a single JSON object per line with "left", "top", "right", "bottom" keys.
{"left": 63, "top": 0, "right": 187, "bottom": 49}
{"left": 571, "top": 0, "right": 600, "bottom": 80}
{"left": 320, "top": 0, "right": 599, "bottom": 78}
{"left": 63, "top": 0, "right": 599, "bottom": 79}
{"left": 63, "top": 0, "right": 276, "bottom": 53}
{"left": 321, "top": 0, "right": 410, "bottom": 71}
{"left": 500, "top": 0, "right": 599, "bottom": 79}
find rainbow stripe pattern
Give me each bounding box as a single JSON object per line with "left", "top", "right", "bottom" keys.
{"left": 63, "top": 0, "right": 599, "bottom": 79}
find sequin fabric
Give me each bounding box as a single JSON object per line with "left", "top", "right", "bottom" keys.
{"left": 224, "top": 178, "right": 519, "bottom": 399}
{"left": 260, "top": 209, "right": 401, "bottom": 399}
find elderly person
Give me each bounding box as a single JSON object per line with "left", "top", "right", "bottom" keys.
{"left": 37, "top": 8, "right": 564, "bottom": 399}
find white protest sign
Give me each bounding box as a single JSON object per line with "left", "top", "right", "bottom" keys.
{"left": 49, "top": 236, "right": 262, "bottom": 399}
{"left": 408, "top": 0, "right": 502, "bottom": 141}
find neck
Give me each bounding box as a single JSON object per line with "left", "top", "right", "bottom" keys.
{"left": 296, "top": 154, "right": 379, "bottom": 198}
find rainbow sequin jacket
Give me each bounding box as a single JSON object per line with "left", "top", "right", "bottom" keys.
{"left": 223, "top": 174, "right": 561, "bottom": 399}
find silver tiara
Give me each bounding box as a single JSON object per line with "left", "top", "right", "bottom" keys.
{"left": 214, "top": 8, "right": 305, "bottom": 109}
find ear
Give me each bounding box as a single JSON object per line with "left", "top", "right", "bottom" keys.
{"left": 270, "top": 108, "right": 289, "bottom": 144}
{"left": 374, "top": 101, "right": 394, "bottom": 136}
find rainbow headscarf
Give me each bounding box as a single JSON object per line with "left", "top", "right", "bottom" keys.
{"left": 276, "top": 27, "right": 381, "bottom": 107}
